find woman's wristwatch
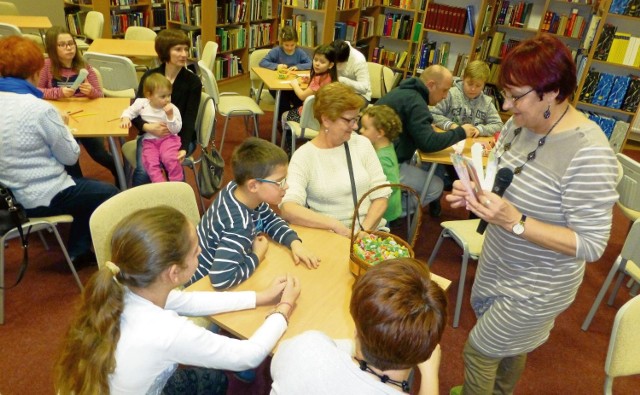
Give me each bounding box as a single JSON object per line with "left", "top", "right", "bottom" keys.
{"left": 512, "top": 214, "right": 527, "bottom": 236}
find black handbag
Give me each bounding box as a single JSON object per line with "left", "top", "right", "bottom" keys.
{"left": 0, "top": 182, "right": 31, "bottom": 289}
{"left": 197, "top": 145, "right": 225, "bottom": 199}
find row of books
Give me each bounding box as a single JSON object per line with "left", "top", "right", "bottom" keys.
{"left": 248, "top": 22, "right": 272, "bottom": 49}
{"left": 371, "top": 46, "right": 408, "bottom": 69}
{"left": 380, "top": 13, "right": 415, "bottom": 41}
{"left": 382, "top": 0, "right": 420, "bottom": 9}
{"left": 579, "top": 70, "right": 640, "bottom": 113}
{"left": 594, "top": 24, "right": 640, "bottom": 67}
{"left": 540, "top": 8, "right": 586, "bottom": 39}
{"left": 110, "top": 11, "right": 149, "bottom": 36}
{"left": 168, "top": 1, "right": 198, "bottom": 25}
{"left": 494, "top": 1, "right": 534, "bottom": 28}
{"left": 425, "top": 3, "right": 470, "bottom": 35}
{"left": 214, "top": 54, "right": 244, "bottom": 79}
{"left": 609, "top": 0, "right": 640, "bottom": 16}
{"left": 185, "top": 29, "right": 202, "bottom": 59}
{"left": 249, "top": 0, "right": 273, "bottom": 21}
{"left": 283, "top": 15, "right": 318, "bottom": 47}
{"left": 334, "top": 21, "right": 357, "bottom": 42}
{"left": 217, "top": 0, "right": 247, "bottom": 25}
{"left": 152, "top": 7, "right": 167, "bottom": 28}
{"left": 65, "top": 12, "right": 85, "bottom": 36}
{"left": 357, "top": 16, "right": 376, "bottom": 40}
{"left": 215, "top": 26, "right": 247, "bottom": 52}
{"left": 585, "top": 114, "right": 626, "bottom": 141}
{"left": 282, "top": 0, "right": 325, "bottom": 9}
{"left": 476, "top": 32, "right": 520, "bottom": 60}
{"left": 415, "top": 40, "right": 452, "bottom": 70}
{"left": 110, "top": 0, "right": 140, "bottom": 5}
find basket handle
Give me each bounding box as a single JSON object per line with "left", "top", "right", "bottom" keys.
{"left": 349, "top": 183, "right": 422, "bottom": 248}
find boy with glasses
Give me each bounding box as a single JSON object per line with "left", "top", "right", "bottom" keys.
{"left": 187, "top": 138, "right": 319, "bottom": 291}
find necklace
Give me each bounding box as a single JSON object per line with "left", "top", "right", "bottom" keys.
{"left": 497, "top": 105, "right": 570, "bottom": 175}
{"left": 354, "top": 357, "right": 410, "bottom": 393}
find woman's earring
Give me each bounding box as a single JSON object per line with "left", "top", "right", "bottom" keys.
{"left": 324, "top": 128, "right": 329, "bottom": 133}
{"left": 543, "top": 104, "right": 551, "bottom": 119}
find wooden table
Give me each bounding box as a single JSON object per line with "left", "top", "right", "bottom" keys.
{"left": 0, "top": 15, "right": 51, "bottom": 45}
{"left": 87, "top": 38, "right": 157, "bottom": 58}
{"left": 251, "top": 66, "right": 310, "bottom": 145}
{"left": 186, "top": 225, "right": 451, "bottom": 351}
{"left": 48, "top": 98, "right": 130, "bottom": 190}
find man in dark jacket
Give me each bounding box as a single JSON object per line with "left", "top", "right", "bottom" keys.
{"left": 377, "top": 65, "right": 476, "bottom": 216}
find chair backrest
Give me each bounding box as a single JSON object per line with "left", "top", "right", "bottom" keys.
{"left": 0, "top": 1, "right": 18, "bottom": 15}
{"left": 200, "top": 41, "right": 218, "bottom": 72}
{"left": 367, "top": 62, "right": 399, "bottom": 100}
{"left": 83, "top": 11, "right": 104, "bottom": 41}
{"left": 616, "top": 153, "right": 640, "bottom": 212}
{"left": 124, "top": 26, "right": 157, "bottom": 41}
{"left": 604, "top": 293, "right": 640, "bottom": 394}
{"left": 249, "top": 48, "right": 271, "bottom": 91}
{"left": 299, "top": 95, "right": 320, "bottom": 131}
{"left": 620, "top": 218, "right": 640, "bottom": 269}
{"left": 0, "top": 22, "right": 20, "bottom": 37}
{"left": 609, "top": 121, "right": 629, "bottom": 154}
{"left": 89, "top": 183, "right": 200, "bottom": 268}
{"left": 83, "top": 52, "right": 138, "bottom": 96}
{"left": 197, "top": 93, "right": 216, "bottom": 147}
{"left": 198, "top": 60, "right": 220, "bottom": 106}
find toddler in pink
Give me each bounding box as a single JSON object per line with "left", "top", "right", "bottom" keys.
{"left": 121, "top": 73, "right": 183, "bottom": 182}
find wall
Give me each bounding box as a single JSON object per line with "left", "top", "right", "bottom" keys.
{"left": 7, "top": 0, "right": 65, "bottom": 27}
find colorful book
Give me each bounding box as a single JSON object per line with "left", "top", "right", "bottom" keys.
{"left": 593, "top": 23, "right": 617, "bottom": 61}
{"left": 466, "top": 5, "right": 475, "bottom": 36}
{"left": 591, "top": 73, "right": 616, "bottom": 107}
{"left": 579, "top": 70, "right": 600, "bottom": 103}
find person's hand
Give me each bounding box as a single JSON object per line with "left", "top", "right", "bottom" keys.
{"left": 461, "top": 124, "right": 479, "bottom": 138}
{"left": 290, "top": 240, "right": 320, "bottom": 269}
{"left": 277, "top": 64, "right": 288, "bottom": 70}
{"left": 120, "top": 117, "right": 131, "bottom": 129}
{"left": 177, "top": 149, "right": 186, "bottom": 162}
{"left": 255, "top": 276, "right": 288, "bottom": 306}
{"left": 78, "top": 82, "right": 92, "bottom": 96}
{"left": 466, "top": 192, "right": 521, "bottom": 232}
{"left": 331, "top": 220, "right": 352, "bottom": 238}
{"left": 290, "top": 78, "right": 300, "bottom": 89}
{"left": 143, "top": 122, "right": 170, "bottom": 137}
{"left": 163, "top": 104, "right": 174, "bottom": 119}
{"left": 279, "top": 273, "right": 301, "bottom": 308}
{"left": 445, "top": 180, "right": 471, "bottom": 208}
{"left": 61, "top": 87, "right": 75, "bottom": 98}
{"left": 289, "top": 66, "right": 298, "bottom": 71}
{"left": 252, "top": 234, "right": 269, "bottom": 261}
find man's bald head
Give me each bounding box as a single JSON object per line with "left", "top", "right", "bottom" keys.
{"left": 419, "top": 65, "right": 453, "bottom": 106}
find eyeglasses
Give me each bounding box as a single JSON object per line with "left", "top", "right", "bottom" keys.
{"left": 57, "top": 41, "right": 76, "bottom": 48}
{"left": 500, "top": 88, "right": 534, "bottom": 103}
{"left": 340, "top": 116, "right": 360, "bottom": 126}
{"left": 256, "top": 177, "right": 287, "bottom": 189}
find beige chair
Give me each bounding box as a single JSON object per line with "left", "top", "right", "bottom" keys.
{"left": 74, "top": 11, "right": 104, "bottom": 52}
{"left": 1, "top": 215, "right": 83, "bottom": 324}
{"left": 0, "top": 2, "right": 43, "bottom": 47}
{"left": 198, "top": 60, "right": 263, "bottom": 153}
{"left": 603, "top": 294, "right": 640, "bottom": 394}
{"left": 367, "top": 62, "right": 400, "bottom": 102}
{"left": 121, "top": 92, "right": 214, "bottom": 212}
{"left": 616, "top": 153, "right": 640, "bottom": 223}
{"left": 83, "top": 52, "right": 138, "bottom": 98}
{"left": 582, "top": 218, "right": 640, "bottom": 331}
{"left": 427, "top": 218, "right": 485, "bottom": 328}
{"left": 282, "top": 95, "right": 319, "bottom": 154}
{"left": 89, "top": 183, "right": 200, "bottom": 268}
{"left": 199, "top": 41, "right": 218, "bottom": 74}
{"left": 249, "top": 48, "right": 272, "bottom": 104}
{"left": 124, "top": 26, "right": 158, "bottom": 70}
{"left": 0, "top": 22, "right": 20, "bottom": 37}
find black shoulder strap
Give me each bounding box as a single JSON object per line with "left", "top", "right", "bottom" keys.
{"left": 344, "top": 142, "right": 363, "bottom": 231}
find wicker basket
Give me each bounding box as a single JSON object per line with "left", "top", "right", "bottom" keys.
{"left": 349, "top": 183, "right": 422, "bottom": 278}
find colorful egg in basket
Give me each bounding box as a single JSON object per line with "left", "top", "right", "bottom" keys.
{"left": 349, "top": 232, "right": 413, "bottom": 277}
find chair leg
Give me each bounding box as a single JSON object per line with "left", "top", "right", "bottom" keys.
{"left": 37, "top": 230, "right": 50, "bottom": 250}
{"left": 190, "top": 164, "right": 206, "bottom": 213}
{"left": 453, "top": 249, "right": 470, "bottom": 328}
{"left": 607, "top": 262, "right": 629, "bottom": 306}
{"left": 290, "top": 129, "right": 296, "bottom": 154}
{"left": 631, "top": 282, "right": 639, "bottom": 296}
{"left": 252, "top": 115, "right": 260, "bottom": 138}
{"left": 220, "top": 117, "right": 230, "bottom": 153}
{"left": 427, "top": 229, "right": 448, "bottom": 267}
{"left": 581, "top": 256, "right": 623, "bottom": 331}
{"left": 50, "top": 225, "right": 83, "bottom": 292}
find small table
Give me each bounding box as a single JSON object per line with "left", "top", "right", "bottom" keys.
{"left": 185, "top": 225, "right": 451, "bottom": 351}
{"left": 251, "top": 66, "right": 309, "bottom": 145}
{"left": 48, "top": 98, "right": 130, "bottom": 190}
{"left": 87, "top": 38, "right": 157, "bottom": 58}
{"left": 0, "top": 15, "right": 51, "bottom": 45}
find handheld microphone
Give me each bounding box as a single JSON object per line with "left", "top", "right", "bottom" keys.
{"left": 69, "top": 68, "right": 89, "bottom": 91}
{"left": 476, "top": 167, "right": 514, "bottom": 235}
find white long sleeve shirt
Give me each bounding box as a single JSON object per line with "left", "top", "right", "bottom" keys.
{"left": 336, "top": 42, "right": 372, "bottom": 101}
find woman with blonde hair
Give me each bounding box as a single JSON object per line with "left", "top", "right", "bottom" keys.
{"left": 55, "top": 206, "right": 301, "bottom": 394}
{"left": 280, "top": 82, "right": 391, "bottom": 237}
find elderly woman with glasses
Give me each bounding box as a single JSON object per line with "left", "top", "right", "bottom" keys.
{"left": 280, "top": 82, "right": 391, "bottom": 238}
{"left": 446, "top": 34, "right": 619, "bottom": 394}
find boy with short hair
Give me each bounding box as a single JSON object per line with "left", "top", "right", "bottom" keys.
{"left": 188, "top": 137, "right": 319, "bottom": 290}
{"left": 431, "top": 60, "right": 504, "bottom": 137}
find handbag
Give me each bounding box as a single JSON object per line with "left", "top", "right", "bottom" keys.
{"left": 197, "top": 145, "right": 225, "bottom": 199}
{"left": 0, "top": 182, "right": 31, "bottom": 289}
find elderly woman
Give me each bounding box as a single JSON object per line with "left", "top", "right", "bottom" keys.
{"left": 0, "top": 36, "right": 118, "bottom": 263}
{"left": 446, "top": 34, "right": 619, "bottom": 393}
{"left": 130, "top": 29, "right": 202, "bottom": 186}
{"left": 271, "top": 258, "right": 447, "bottom": 394}
{"left": 279, "top": 82, "right": 391, "bottom": 238}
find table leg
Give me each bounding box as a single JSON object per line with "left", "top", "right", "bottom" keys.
{"left": 108, "top": 136, "right": 127, "bottom": 190}
{"left": 271, "top": 90, "right": 281, "bottom": 145}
